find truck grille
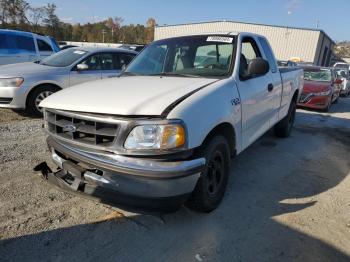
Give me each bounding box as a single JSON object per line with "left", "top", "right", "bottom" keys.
{"left": 45, "top": 109, "right": 120, "bottom": 148}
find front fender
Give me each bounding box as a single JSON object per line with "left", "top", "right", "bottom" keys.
{"left": 167, "top": 78, "right": 242, "bottom": 153}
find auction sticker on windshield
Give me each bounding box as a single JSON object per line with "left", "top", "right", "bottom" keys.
{"left": 207, "top": 36, "right": 233, "bottom": 43}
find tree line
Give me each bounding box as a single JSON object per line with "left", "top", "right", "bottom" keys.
{"left": 0, "top": 0, "right": 156, "bottom": 44}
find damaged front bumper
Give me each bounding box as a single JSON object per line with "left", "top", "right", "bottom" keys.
{"left": 35, "top": 137, "right": 205, "bottom": 212}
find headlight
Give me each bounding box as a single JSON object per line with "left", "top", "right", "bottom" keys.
{"left": 0, "top": 78, "right": 24, "bottom": 87}
{"left": 124, "top": 124, "right": 186, "bottom": 150}
{"left": 314, "top": 89, "right": 331, "bottom": 96}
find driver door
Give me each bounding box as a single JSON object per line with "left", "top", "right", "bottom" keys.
{"left": 69, "top": 53, "right": 102, "bottom": 87}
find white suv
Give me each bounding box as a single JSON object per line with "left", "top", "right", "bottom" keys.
{"left": 0, "top": 29, "right": 60, "bottom": 66}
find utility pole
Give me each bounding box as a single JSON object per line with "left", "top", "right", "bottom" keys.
{"left": 102, "top": 29, "right": 107, "bottom": 43}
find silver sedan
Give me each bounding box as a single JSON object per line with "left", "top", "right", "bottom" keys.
{"left": 0, "top": 47, "right": 137, "bottom": 116}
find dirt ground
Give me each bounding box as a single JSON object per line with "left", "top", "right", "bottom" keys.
{"left": 0, "top": 98, "right": 349, "bottom": 262}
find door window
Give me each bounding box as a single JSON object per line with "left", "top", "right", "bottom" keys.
{"left": 0, "top": 33, "right": 35, "bottom": 53}
{"left": 118, "top": 53, "right": 135, "bottom": 69}
{"left": 79, "top": 54, "right": 100, "bottom": 70}
{"left": 240, "top": 38, "right": 261, "bottom": 78}
{"left": 100, "top": 53, "right": 114, "bottom": 70}
{"left": 37, "top": 39, "right": 53, "bottom": 52}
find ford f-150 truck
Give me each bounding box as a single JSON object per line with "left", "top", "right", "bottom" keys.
{"left": 36, "top": 32, "right": 303, "bottom": 213}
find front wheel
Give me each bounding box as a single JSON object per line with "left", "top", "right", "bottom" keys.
{"left": 27, "top": 85, "right": 59, "bottom": 117}
{"left": 274, "top": 99, "right": 296, "bottom": 138}
{"left": 186, "top": 135, "right": 230, "bottom": 212}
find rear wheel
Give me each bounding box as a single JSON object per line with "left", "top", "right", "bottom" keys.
{"left": 186, "top": 135, "right": 230, "bottom": 212}
{"left": 27, "top": 85, "right": 60, "bottom": 117}
{"left": 274, "top": 99, "right": 296, "bottom": 138}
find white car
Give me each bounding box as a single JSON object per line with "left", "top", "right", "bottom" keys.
{"left": 37, "top": 32, "right": 303, "bottom": 213}
{"left": 333, "top": 63, "right": 350, "bottom": 96}
{"left": 0, "top": 29, "right": 60, "bottom": 66}
{"left": 0, "top": 47, "right": 137, "bottom": 116}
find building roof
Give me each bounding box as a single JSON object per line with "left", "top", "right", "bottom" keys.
{"left": 156, "top": 20, "right": 335, "bottom": 45}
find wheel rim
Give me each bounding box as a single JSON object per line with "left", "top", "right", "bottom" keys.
{"left": 34, "top": 91, "right": 53, "bottom": 113}
{"left": 206, "top": 150, "right": 225, "bottom": 196}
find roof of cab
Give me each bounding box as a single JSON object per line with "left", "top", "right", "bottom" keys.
{"left": 153, "top": 31, "right": 267, "bottom": 42}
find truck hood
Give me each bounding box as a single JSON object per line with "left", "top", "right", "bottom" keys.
{"left": 40, "top": 76, "right": 219, "bottom": 116}
{"left": 303, "top": 80, "right": 331, "bottom": 93}
{"left": 0, "top": 62, "right": 62, "bottom": 78}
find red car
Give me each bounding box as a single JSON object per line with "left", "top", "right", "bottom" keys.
{"left": 298, "top": 66, "right": 342, "bottom": 112}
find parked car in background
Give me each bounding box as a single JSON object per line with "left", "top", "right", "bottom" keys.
{"left": 334, "top": 67, "right": 350, "bottom": 96}
{"left": 298, "top": 66, "right": 342, "bottom": 112}
{"left": 119, "top": 44, "right": 146, "bottom": 52}
{"left": 37, "top": 32, "right": 303, "bottom": 213}
{"left": 333, "top": 62, "right": 350, "bottom": 70}
{"left": 277, "top": 60, "right": 297, "bottom": 67}
{"left": 296, "top": 62, "right": 314, "bottom": 67}
{"left": 0, "top": 47, "right": 137, "bottom": 116}
{"left": 0, "top": 29, "right": 60, "bottom": 66}
{"left": 60, "top": 45, "right": 78, "bottom": 51}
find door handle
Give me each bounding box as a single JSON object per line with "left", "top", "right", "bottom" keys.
{"left": 268, "top": 83, "right": 274, "bottom": 92}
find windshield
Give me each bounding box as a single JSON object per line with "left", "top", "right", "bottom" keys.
{"left": 39, "top": 48, "right": 88, "bottom": 67}
{"left": 303, "top": 68, "right": 332, "bottom": 82}
{"left": 124, "top": 35, "right": 236, "bottom": 78}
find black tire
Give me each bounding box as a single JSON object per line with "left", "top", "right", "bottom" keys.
{"left": 334, "top": 95, "right": 339, "bottom": 104}
{"left": 186, "top": 135, "right": 230, "bottom": 212}
{"left": 274, "top": 99, "right": 296, "bottom": 138}
{"left": 26, "top": 85, "right": 60, "bottom": 117}
{"left": 322, "top": 98, "right": 332, "bottom": 113}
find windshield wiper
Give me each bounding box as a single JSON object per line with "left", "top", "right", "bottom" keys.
{"left": 120, "top": 71, "right": 143, "bottom": 77}
{"left": 150, "top": 72, "right": 201, "bottom": 78}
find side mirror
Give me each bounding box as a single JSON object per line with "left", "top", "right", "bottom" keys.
{"left": 247, "top": 58, "right": 270, "bottom": 76}
{"left": 334, "top": 79, "right": 343, "bottom": 85}
{"left": 76, "top": 63, "right": 89, "bottom": 71}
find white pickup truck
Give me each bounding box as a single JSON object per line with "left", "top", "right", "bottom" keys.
{"left": 37, "top": 32, "right": 303, "bottom": 213}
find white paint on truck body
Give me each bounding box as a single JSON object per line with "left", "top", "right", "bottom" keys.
{"left": 40, "top": 32, "right": 303, "bottom": 156}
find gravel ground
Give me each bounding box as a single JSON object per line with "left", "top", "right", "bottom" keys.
{"left": 0, "top": 98, "right": 349, "bottom": 262}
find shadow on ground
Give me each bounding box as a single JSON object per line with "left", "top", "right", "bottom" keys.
{"left": 1, "top": 112, "right": 350, "bottom": 262}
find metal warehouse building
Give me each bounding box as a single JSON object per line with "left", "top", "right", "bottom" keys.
{"left": 154, "top": 21, "right": 335, "bottom": 66}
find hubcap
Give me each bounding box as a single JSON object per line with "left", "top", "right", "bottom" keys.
{"left": 35, "top": 91, "right": 53, "bottom": 113}
{"left": 206, "top": 151, "right": 224, "bottom": 195}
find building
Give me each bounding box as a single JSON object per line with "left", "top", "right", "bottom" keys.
{"left": 154, "top": 21, "right": 335, "bottom": 66}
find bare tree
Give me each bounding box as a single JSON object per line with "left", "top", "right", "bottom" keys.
{"left": 0, "top": 0, "right": 29, "bottom": 25}
{"left": 28, "top": 6, "right": 45, "bottom": 31}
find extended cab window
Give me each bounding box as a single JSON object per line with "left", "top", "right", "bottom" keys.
{"left": 124, "top": 35, "right": 236, "bottom": 78}
{"left": 240, "top": 38, "right": 261, "bottom": 78}
{"left": 258, "top": 37, "right": 277, "bottom": 73}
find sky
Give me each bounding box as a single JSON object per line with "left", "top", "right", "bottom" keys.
{"left": 28, "top": 0, "right": 350, "bottom": 41}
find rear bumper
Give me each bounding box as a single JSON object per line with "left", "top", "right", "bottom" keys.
{"left": 39, "top": 137, "right": 205, "bottom": 213}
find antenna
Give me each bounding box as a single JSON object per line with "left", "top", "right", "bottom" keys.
{"left": 316, "top": 20, "right": 320, "bottom": 29}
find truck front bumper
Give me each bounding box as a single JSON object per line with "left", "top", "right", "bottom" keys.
{"left": 38, "top": 137, "right": 205, "bottom": 213}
